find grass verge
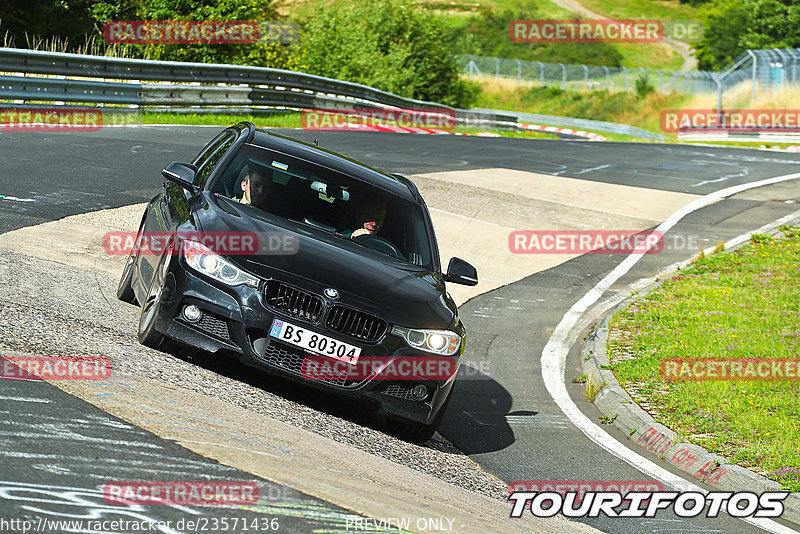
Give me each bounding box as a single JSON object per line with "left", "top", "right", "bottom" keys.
{"left": 607, "top": 227, "right": 800, "bottom": 491}
{"left": 137, "top": 111, "right": 566, "bottom": 139}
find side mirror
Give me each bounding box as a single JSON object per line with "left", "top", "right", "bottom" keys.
{"left": 161, "top": 162, "right": 198, "bottom": 193}
{"left": 443, "top": 257, "right": 478, "bottom": 286}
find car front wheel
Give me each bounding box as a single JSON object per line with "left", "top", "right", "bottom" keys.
{"left": 138, "top": 252, "right": 171, "bottom": 350}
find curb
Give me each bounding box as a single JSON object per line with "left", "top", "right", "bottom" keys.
{"left": 761, "top": 145, "right": 800, "bottom": 153}
{"left": 518, "top": 122, "right": 606, "bottom": 141}
{"left": 289, "top": 120, "right": 606, "bottom": 141}
{"left": 579, "top": 225, "right": 800, "bottom": 526}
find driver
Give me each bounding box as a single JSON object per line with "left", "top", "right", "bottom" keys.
{"left": 348, "top": 200, "right": 386, "bottom": 238}
{"left": 239, "top": 168, "right": 271, "bottom": 209}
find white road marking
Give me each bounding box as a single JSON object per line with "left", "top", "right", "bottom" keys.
{"left": 0, "top": 194, "right": 35, "bottom": 202}
{"left": 541, "top": 171, "right": 800, "bottom": 534}
{"left": 572, "top": 164, "right": 610, "bottom": 175}
{"left": 0, "top": 395, "right": 51, "bottom": 403}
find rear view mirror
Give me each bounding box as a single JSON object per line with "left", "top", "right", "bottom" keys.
{"left": 444, "top": 257, "right": 478, "bottom": 286}
{"left": 162, "top": 161, "right": 198, "bottom": 192}
{"left": 311, "top": 180, "right": 350, "bottom": 201}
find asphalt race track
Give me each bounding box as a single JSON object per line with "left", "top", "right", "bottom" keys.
{"left": 1, "top": 126, "right": 800, "bottom": 534}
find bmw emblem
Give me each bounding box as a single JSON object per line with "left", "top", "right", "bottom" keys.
{"left": 324, "top": 288, "right": 339, "bottom": 299}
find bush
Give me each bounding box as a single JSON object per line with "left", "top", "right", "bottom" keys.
{"left": 635, "top": 73, "right": 655, "bottom": 98}
{"left": 89, "top": 0, "right": 299, "bottom": 69}
{"left": 695, "top": 0, "right": 800, "bottom": 71}
{"left": 297, "top": 0, "right": 477, "bottom": 108}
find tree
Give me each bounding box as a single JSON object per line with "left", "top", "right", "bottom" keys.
{"left": 88, "top": 0, "right": 298, "bottom": 68}
{"left": 695, "top": 0, "right": 800, "bottom": 71}
{"left": 297, "top": 0, "right": 477, "bottom": 108}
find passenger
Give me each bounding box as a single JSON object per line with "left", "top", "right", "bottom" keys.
{"left": 239, "top": 169, "right": 271, "bottom": 209}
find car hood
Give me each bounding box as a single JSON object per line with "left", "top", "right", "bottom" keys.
{"left": 193, "top": 195, "right": 456, "bottom": 328}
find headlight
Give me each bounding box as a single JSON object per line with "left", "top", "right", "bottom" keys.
{"left": 183, "top": 240, "right": 259, "bottom": 287}
{"left": 391, "top": 326, "right": 461, "bottom": 356}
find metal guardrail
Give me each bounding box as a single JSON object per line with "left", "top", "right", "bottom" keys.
{"left": 0, "top": 47, "right": 454, "bottom": 112}
{"left": 0, "top": 47, "right": 667, "bottom": 139}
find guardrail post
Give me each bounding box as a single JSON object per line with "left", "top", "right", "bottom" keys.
{"left": 515, "top": 59, "right": 522, "bottom": 80}
{"left": 603, "top": 66, "right": 609, "bottom": 90}
{"left": 561, "top": 63, "right": 566, "bottom": 90}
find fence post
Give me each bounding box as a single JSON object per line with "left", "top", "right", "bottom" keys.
{"left": 495, "top": 57, "right": 500, "bottom": 78}
{"left": 623, "top": 67, "right": 629, "bottom": 92}
{"left": 657, "top": 69, "right": 662, "bottom": 92}
{"left": 560, "top": 63, "right": 566, "bottom": 90}
{"left": 672, "top": 71, "right": 678, "bottom": 93}
{"left": 537, "top": 61, "right": 544, "bottom": 84}
{"left": 748, "top": 50, "right": 757, "bottom": 103}
{"left": 583, "top": 64, "right": 589, "bottom": 90}
{"left": 603, "top": 66, "right": 609, "bottom": 90}
{"left": 515, "top": 59, "right": 522, "bottom": 80}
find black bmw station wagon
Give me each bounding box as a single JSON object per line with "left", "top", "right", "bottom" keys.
{"left": 118, "top": 122, "right": 478, "bottom": 442}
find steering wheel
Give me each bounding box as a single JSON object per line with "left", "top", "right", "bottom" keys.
{"left": 352, "top": 234, "right": 405, "bottom": 260}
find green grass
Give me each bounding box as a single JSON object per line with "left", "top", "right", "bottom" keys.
{"left": 577, "top": 0, "right": 702, "bottom": 30}
{"left": 137, "top": 110, "right": 563, "bottom": 139}
{"left": 607, "top": 228, "right": 800, "bottom": 491}
{"left": 141, "top": 111, "right": 303, "bottom": 128}
{"left": 473, "top": 80, "right": 690, "bottom": 138}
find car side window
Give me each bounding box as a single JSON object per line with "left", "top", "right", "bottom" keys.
{"left": 193, "top": 133, "right": 236, "bottom": 186}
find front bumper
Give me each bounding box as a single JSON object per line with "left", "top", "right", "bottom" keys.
{"left": 149, "top": 257, "right": 457, "bottom": 426}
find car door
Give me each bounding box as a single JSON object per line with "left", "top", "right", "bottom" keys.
{"left": 134, "top": 130, "right": 236, "bottom": 301}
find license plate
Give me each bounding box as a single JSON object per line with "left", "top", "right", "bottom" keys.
{"left": 269, "top": 318, "right": 361, "bottom": 364}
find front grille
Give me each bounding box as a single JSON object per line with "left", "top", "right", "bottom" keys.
{"left": 196, "top": 314, "right": 230, "bottom": 340}
{"left": 264, "top": 280, "right": 324, "bottom": 322}
{"left": 325, "top": 305, "right": 387, "bottom": 342}
{"left": 258, "top": 341, "right": 361, "bottom": 388}
{"left": 382, "top": 383, "right": 414, "bottom": 400}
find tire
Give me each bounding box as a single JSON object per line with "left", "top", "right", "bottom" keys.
{"left": 391, "top": 390, "right": 452, "bottom": 444}
{"left": 117, "top": 250, "right": 138, "bottom": 304}
{"left": 138, "top": 252, "right": 170, "bottom": 350}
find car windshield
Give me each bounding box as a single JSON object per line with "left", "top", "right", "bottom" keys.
{"left": 212, "top": 144, "right": 434, "bottom": 269}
